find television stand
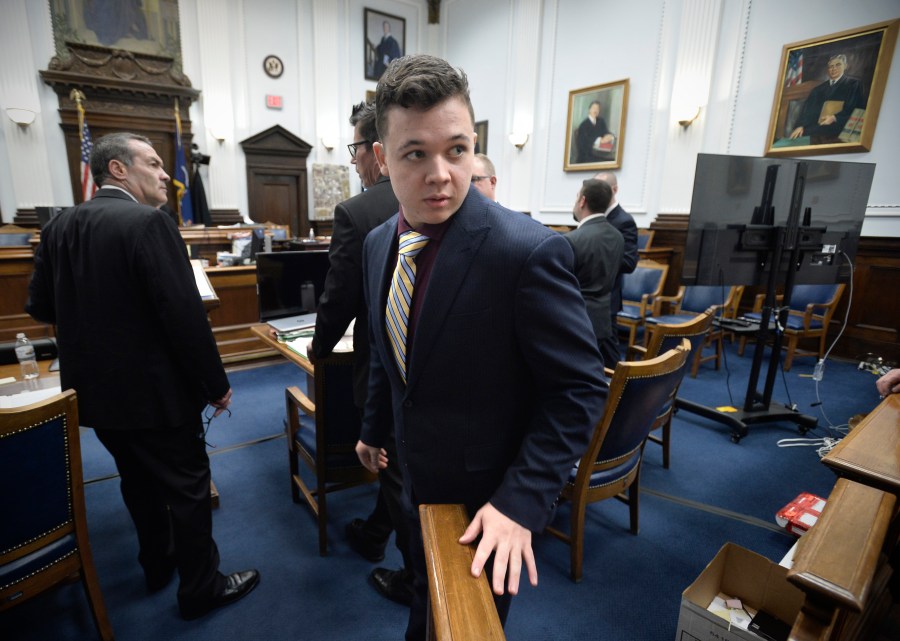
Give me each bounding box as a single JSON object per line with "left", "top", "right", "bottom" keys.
{"left": 675, "top": 397, "right": 817, "bottom": 443}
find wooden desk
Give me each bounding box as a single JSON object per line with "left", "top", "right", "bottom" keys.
{"left": 250, "top": 323, "right": 314, "bottom": 376}
{"left": 822, "top": 394, "right": 900, "bottom": 495}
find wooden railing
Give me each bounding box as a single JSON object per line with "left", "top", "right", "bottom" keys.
{"left": 419, "top": 504, "right": 505, "bottom": 641}
{"left": 786, "top": 391, "right": 900, "bottom": 641}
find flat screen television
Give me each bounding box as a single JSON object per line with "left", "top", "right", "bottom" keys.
{"left": 255, "top": 250, "right": 331, "bottom": 322}
{"left": 682, "top": 154, "right": 875, "bottom": 287}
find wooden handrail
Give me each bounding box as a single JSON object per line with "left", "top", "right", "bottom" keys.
{"left": 420, "top": 504, "right": 505, "bottom": 641}
{"left": 786, "top": 477, "right": 896, "bottom": 641}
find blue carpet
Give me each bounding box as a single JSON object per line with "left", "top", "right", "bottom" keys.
{"left": 1, "top": 344, "right": 883, "bottom": 640}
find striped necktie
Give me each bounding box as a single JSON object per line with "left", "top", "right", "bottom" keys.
{"left": 386, "top": 230, "right": 430, "bottom": 383}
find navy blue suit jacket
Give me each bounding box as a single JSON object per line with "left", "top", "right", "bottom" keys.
{"left": 606, "top": 203, "right": 638, "bottom": 312}
{"left": 361, "top": 189, "right": 607, "bottom": 532}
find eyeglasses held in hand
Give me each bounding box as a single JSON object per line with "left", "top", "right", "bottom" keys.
{"left": 202, "top": 406, "right": 232, "bottom": 448}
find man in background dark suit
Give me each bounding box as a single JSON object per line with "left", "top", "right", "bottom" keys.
{"left": 26, "top": 133, "right": 258, "bottom": 621}
{"left": 593, "top": 171, "right": 638, "bottom": 366}
{"left": 309, "top": 102, "right": 414, "bottom": 605}
{"left": 357, "top": 54, "right": 607, "bottom": 640}
{"left": 565, "top": 179, "right": 624, "bottom": 361}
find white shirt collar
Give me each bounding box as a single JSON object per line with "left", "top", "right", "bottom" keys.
{"left": 577, "top": 212, "right": 606, "bottom": 228}
{"left": 100, "top": 185, "right": 138, "bottom": 203}
{"left": 604, "top": 199, "right": 618, "bottom": 216}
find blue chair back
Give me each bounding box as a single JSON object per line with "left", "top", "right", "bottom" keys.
{"left": 591, "top": 343, "right": 690, "bottom": 469}
{"left": 0, "top": 413, "right": 74, "bottom": 579}
{"left": 681, "top": 286, "right": 730, "bottom": 314}
{"left": 788, "top": 284, "right": 840, "bottom": 311}
{"left": 621, "top": 265, "right": 665, "bottom": 302}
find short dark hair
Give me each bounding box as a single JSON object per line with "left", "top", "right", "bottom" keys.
{"left": 91, "top": 133, "right": 152, "bottom": 186}
{"left": 375, "top": 54, "right": 475, "bottom": 141}
{"left": 349, "top": 101, "right": 378, "bottom": 144}
{"left": 580, "top": 179, "right": 613, "bottom": 214}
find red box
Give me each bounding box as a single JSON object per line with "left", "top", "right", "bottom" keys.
{"left": 776, "top": 492, "right": 826, "bottom": 536}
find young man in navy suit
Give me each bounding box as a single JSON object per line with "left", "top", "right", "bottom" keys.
{"left": 356, "top": 54, "right": 607, "bottom": 640}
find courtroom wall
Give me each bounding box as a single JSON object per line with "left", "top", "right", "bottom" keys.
{"left": 0, "top": 0, "right": 897, "bottom": 238}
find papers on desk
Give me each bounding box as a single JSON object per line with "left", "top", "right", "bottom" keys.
{"left": 0, "top": 384, "right": 63, "bottom": 408}
{"left": 278, "top": 322, "right": 353, "bottom": 359}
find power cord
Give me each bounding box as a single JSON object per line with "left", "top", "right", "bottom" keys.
{"left": 811, "top": 251, "right": 855, "bottom": 432}
{"left": 776, "top": 436, "right": 842, "bottom": 458}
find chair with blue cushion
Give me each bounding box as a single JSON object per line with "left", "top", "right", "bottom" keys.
{"left": 637, "top": 229, "right": 654, "bottom": 250}
{"left": 628, "top": 312, "right": 713, "bottom": 468}
{"left": 545, "top": 340, "right": 690, "bottom": 582}
{"left": 0, "top": 390, "right": 113, "bottom": 641}
{"left": 616, "top": 260, "right": 669, "bottom": 349}
{"left": 285, "top": 351, "right": 377, "bottom": 555}
{"left": 647, "top": 285, "right": 744, "bottom": 377}
{"left": 738, "top": 283, "right": 845, "bottom": 371}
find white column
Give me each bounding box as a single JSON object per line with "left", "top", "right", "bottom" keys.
{"left": 311, "top": 0, "right": 342, "bottom": 157}
{"left": 0, "top": 0, "right": 56, "bottom": 219}
{"left": 504, "top": 0, "right": 543, "bottom": 214}
{"left": 658, "top": 0, "right": 724, "bottom": 214}
{"left": 193, "top": 0, "right": 245, "bottom": 216}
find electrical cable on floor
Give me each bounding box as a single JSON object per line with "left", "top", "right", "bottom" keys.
{"left": 775, "top": 436, "right": 842, "bottom": 458}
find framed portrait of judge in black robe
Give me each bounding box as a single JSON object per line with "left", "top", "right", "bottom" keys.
{"left": 564, "top": 79, "right": 629, "bottom": 172}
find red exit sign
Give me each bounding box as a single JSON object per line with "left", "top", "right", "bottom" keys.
{"left": 266, "top": 95, "right": 283, "bottom": 109}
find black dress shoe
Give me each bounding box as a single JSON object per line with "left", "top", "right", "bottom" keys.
{"left": 179, "top": 569, "right": 260, "bottom": 620}
{"left": 369, "top": 567, "right": 414, "bottom": 607}
{"left": 346, "top": 518, "right": 387, "bottom": 562}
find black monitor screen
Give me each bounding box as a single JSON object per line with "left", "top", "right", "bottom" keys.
{"left": 256, "top": 251, "right": 331, "bottom": 322}
{"left": 683, "top": 154, "right": 874, "bottom": 286}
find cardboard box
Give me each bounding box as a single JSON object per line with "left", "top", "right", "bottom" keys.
{"left": 675, "top": 543, "right": 805, "bottom": 641}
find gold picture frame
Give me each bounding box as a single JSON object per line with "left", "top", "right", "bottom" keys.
{"left": 765, "top": 19, "right": 899, "bottom": 157}
{"left": 564, "top": 79, "right": 629, "bottom": 171}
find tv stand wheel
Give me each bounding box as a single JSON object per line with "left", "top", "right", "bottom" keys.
{"left": 798, "top": 425, "right": 810, "bottom": 436}
{"left": 731, "top": 433, "right": 742, "bottom": 444}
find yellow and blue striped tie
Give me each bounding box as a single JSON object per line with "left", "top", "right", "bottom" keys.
{"left": 386, "top": 230, "right": 430, "bottom": 383}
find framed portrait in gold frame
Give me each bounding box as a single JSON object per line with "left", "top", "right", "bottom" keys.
{"left": 765, "top": 19, "right": 898, "bottom": 157}
{"left": 564, "top": 79, "right": 628, "bottom": 171}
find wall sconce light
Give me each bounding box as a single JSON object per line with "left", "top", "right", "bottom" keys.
{"left": 508, "top": 132, "right": 529, "bottom": 149}
{"left": 5, "top": 108, "right": 36, "bottom": 126}
{"left": 678, "top": 107, "right": 701, "bottom": 129}
{"left": 207, "top": 126, "right": 226, "bottom": 143}
{"left": 321, "top": 137, "right": 337, "bottom": 151}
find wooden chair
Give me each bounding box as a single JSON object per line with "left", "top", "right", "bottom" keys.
{"left": 616, "top": 260, "right": 669, "bottom": 348}
{"left": 285, "top": 352, "right": 377, "bottom": 555}
{"left": 636, "top": 228, "right": 655, "bottom": 250}
{"left": 545, "top": 340, "right": 690, "bottom": 582}
{"left": 628, "top": 311, "right": 713, "bottom": 468}
{"left": 738, "top": 283, "right": 845, "bottom": 371}
{"left": 647, "top": 285, "right": 744, "bottom": 377}
{"left": 0, "top": 390, "right": 114, "bottom": 641}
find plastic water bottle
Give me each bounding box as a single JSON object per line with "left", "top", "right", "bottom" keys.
{"left": 15, "top": 333, "right": 40, "bottom": 380}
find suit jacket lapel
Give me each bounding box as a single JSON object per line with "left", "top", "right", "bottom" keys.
{"left": 405, "top": 194, "right": 490, "bottom": 393}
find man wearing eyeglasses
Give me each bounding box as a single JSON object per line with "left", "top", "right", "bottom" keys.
{"left": 471, "top": 153, "right": 498, "bottom": 202}
{"left": 309, "top": 102, "right": 413, "bottom": 605}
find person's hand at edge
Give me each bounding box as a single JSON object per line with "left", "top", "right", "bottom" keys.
{"left": 459, "top": 502, "right": 538, "bottom": 596}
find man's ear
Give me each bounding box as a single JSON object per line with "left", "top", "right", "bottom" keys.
{"left": 373, "top": 142, "right": 389, "bottom": 177}
{"left": 107, "top": 158, "right": 128, "bottom": 180}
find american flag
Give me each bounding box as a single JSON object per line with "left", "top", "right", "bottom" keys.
{"left": 78, "top": 106, "right": 97, "bottom": 201}
{"left": 786, "top": 51, "right": 803, "bottom": 87}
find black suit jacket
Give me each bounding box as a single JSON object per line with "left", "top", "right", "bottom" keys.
{"left": 565, "top": 216, "right": 624, "bottom": 342}
{"left": 312, "top": 176, "right": 398, "bottom": 407}
{"left": 606, "top": 203, "right": 638, "bottom": 312}
{"left": 26, "top": 189, "right": 229, "bottom": 430}
{"left": 361, "top": 189, "right": 607, "bottom": 531}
